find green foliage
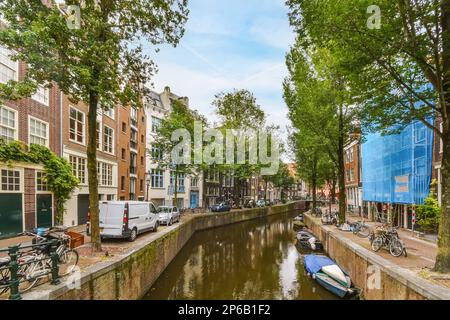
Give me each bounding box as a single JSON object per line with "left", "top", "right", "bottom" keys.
{"left": 271, "top": 163, "right": 295, "bottom": 201}
{"left": 0, "top": 140, "right": 79, "bottom": 224}
{"left": 416, "top": 195, "right": 441, "bottom": 233}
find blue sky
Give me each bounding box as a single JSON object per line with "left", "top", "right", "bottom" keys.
{"left": 145, "top": 0, "right": 295, "bottom": 139}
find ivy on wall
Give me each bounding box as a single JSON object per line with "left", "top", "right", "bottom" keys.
{"left": 0, "top": 140, "right": 79, "bottom": 225}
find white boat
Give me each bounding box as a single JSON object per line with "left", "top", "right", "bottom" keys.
{"left": 322, "top": 265, "right": 351, "bottom": 288}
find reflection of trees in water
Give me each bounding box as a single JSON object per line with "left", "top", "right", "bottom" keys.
{"left": 145, "top": 212, "right": 337, "bottom": 300}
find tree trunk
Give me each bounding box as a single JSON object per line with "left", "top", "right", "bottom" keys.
{"left": 87, "top": 92, "right": 101, "bottom": 252}
{"left": 331, "top": 176, "right": 337, "bottom": 204}
{"left": 338, "top": 103, "right": 346, "bottom": 224}
{"left": 435, "top": 0, "right": 450, "bottom": 272}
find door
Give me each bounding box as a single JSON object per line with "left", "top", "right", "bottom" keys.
{"left": 36, "top": 194, "right": 53, "bottom": 228}
{"left": 77, "top": 194, "right": 90, "bottom": 225}
{"left": 0, "top": 194, "right": 23, "bottom": 238}
{"left": 190, "top": 192, "right": 198, "bottom": 209}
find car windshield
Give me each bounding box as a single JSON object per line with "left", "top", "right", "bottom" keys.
{"left": 158, "top": 207, "right": 171, "bottom": 213}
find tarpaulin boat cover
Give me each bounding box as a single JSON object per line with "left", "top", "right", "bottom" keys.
{"left": 304, "top": 255, "right": 335, "bottom": 275}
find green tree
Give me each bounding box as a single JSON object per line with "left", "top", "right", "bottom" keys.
{"left": 0, "top": 0, "right": 188, "bottom": 251}
{"left": 153, "top": 99, "right": 207, "bottom": 207}
{"left": 212, "top": 89, "right": 269, "bottom": 206}
{"left": 271, "top": 163, "right": 295, "bottom": 202}
{"left": 286, "top": 0, "right": 450, "bottom": 271}
{"left": 284, "top": 46, "right": 357, "bottom": 223}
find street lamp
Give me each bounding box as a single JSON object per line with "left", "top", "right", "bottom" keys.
{"left": 145, "top": 171, "right": 151, "bottom": 201}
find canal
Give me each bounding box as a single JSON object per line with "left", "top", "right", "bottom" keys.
{"left": 143, "top": 212, "right": 338, "bottom": 300}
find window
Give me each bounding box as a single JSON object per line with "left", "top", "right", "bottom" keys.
{"left": 151, "top": 145, "right": 163, "bottom": 160}
{"left": 69, "top": 107, "right": 85, "bottom": 144}
{"left": 191, "top": 177, "right": 198, "bottom": 187}
{"left": 141, "top": 134, "right": 144, "bottom": 143}
{"left": 122, "top": 122, "right": 126, "bottom": 133}
{"left": 103, "top": 126, "right": 114, "bottom": 154}
{"left": 96, "top": 121, "right": 101, "bottom": 150}
{"left": 29, "top": 117, "right": 48, "bottom": 147}
{"left": 140, "top": 156, "right": 144, "bottom": 165}
{"left": 36, "top": 171, "right": 48, "bottom": 191}
{"left": 0, "top": 46, "right": 18, "bottom": 84}
{"left": 1, "top": 169, "right": 20, "bottom": 191}
{"left": 151, "top": 116, "right": 162, "bottom": 133}
{"left": 440, "top": 122, "right": 444, "bottom": 154}
{"left": 131, "top": 107, "right": 138, "bottom": 127}
{"left": 69, "top": 155, "right": 86, "bottom": 184}
{"left": 121, "top": 148, "right": 126, "bottom": 160}
{"left": 140, "top": 179, "right": 144, "bottom": 192}
{"left": 104, "top": 108, "right": 114, "bottom": 119}
{"left": 0, "top": 105, "right": 17, "bottom": 143}
{"left": 107, "top": 194, "right": 115, "bottom": 201}
{"left": 130, "top": 177, "right": 136, "bottom": 195}
{"left": 31, "top": 86, "right": 50, "bottom": 106}
{"left": 151, "top": 169, "right": 164, "bottom": 188}
{"left": 100, "top": 162, "right": 113, "bottom": 186}
{"left": 121, "top": 176, "right": 125, "bottom": 191}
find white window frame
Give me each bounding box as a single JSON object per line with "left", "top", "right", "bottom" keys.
{"left": 0, "top": 105, "right": 18, "bottom": 143}
{"left": 104, "top": 108, "right": 115, "bottom": 120}
{"left": 103, "top": 125, "right": 114, "bottom": 154}
{"left": 69, "top": 106, "right": 85, "bottom": 145}
{"left": 440, "top": 122, "right": 443, "bottom": 154}
{"left": 0, "top": 45, "right": 19, "bottom": 84}
{"left": 36, "top": 170, "right": 51, "bottom": 193}
{"left": 151, "top": 169, "right": 164, "bottom": 189}
{"left": 28, "top": 116, "right": 49, "bottom": 147}
{"left": 0, "top": 168, "right": 22, "bottom": 193}
{"left": 69, "top": 155, "right": 86, "bottom": 185}
{"left": 31, "top": 85, "right": 50, "bottom": 106}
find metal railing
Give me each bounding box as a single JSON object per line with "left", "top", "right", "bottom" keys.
{"left": 0, "top": 239, "right": 62, "bottom": 300}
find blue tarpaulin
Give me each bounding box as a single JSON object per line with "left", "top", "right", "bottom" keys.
{"left": 362, "top": 120, "right": 434, "bottom": 205}
{"left": 304, "top": 255, "right": 335, "bottom": 275}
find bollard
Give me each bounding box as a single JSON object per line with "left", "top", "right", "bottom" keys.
{"left": 8, "top": 245, "right": 21, "bottom": 300}
{"left": 49, "top": 240, "right": 60, "bottom": 285}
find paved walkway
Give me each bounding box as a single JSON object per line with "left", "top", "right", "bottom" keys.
{"left": 316, "top": 204, "right": 437, "bottom": 269}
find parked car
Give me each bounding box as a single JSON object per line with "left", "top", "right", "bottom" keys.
{"left": 256, "top": 199, "right": 266, "bottom": 207}
{"left": 157, "top": 206, "right": 181, "bottom": 226}
{"left": 97, "top": 201, "right": 159, "bottom": 241}
{"left": 244, "top": 199, "right": 256, "bottom": 208}
{"left": 210, "top": 202, "right": 232, "bottom": 212}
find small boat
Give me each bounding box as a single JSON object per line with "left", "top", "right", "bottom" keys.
{"left": 304, "top": 254, "right": 356, "bottom": 298}
{"left": 296, "top": 231, "right": 323, "bottom": 251}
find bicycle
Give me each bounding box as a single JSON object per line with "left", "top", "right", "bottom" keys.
{"left": 370, "top": 226, "right": 407, "bottom": 257}
{"left": 351, "top": 220, "right": 370, "bottom": 238}
{"left": 19, "top": 229, "right": 79, "bottom": 292}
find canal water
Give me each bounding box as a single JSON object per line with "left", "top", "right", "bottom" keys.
{"left": 143, "top": 212, "right": 338, "bottom": 300}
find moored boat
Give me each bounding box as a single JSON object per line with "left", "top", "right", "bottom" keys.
{"left": 296, "top": 231, "right": 323, "bottom": 251}
{"left": 304, "top": 254, "right": 357, "bottom": 298}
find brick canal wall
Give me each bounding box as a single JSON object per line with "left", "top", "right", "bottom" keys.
{"left": 23, "top": 201, "right": 305, "bottom": 300}
{"left": 304, "top": 214, "right": 450, "bottom": 300}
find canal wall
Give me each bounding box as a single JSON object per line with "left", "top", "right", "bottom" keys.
{"left": 23, "top": 201, "right": 304, "bottom": 300}
{"left": 304, "top": 214, "right": 450, "bottom": 300}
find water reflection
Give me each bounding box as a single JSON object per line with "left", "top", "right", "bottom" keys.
{"left": 144, "top": 212, "right": 337, "bottom": 300}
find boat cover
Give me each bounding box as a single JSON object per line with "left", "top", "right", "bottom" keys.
{"left": 304, "top": 255, "right": 335, "bottom": 274}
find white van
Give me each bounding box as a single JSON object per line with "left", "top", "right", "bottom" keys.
{"left": 97, "top": 201, "right": 159, "bottom": 241}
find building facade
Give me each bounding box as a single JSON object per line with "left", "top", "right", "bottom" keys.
{"left": 344, "top": 139, "right": 363, "bottom": 214}
{"left": 0, "top": 44, "right": 62, "bottom": 237}
{"left": 117, "top": 105, "right": 147, "bottom": 201}
{"left": 145, "top": 86, "right": 203, "bottom": 209}
{"left": 61, "top": 96, "right": 119, "bottom": 227}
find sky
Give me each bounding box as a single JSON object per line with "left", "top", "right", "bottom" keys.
{"left": 145, "top": 0, "right": 295, "bottom": 144}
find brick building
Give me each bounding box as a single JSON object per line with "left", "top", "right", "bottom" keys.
{"left": 0, "top": 44, "right": 62, "bottom": 237}
{"left": 117, "top": 105, "right": 147, "bottom": 201}
{"left": 61, "top": 96, "right": 119, "bottom": 227}
{"left": 344, "top": 139, "right": 362, "bottom": 214}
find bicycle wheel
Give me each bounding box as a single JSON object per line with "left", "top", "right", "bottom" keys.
{"left": 357, "top": 225, "right": 370, "bottom": 238}
{"left": 18, "top": 263, "right": 40, "bottom": 294}
{"left": 389, "top": 238, "right": 404, "bottom": 257}
{"left": 371, "top": 236, "right": 383, "bottom": 252}
{"left": 59, "top": 249, "right": 79, "bottom": 276}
